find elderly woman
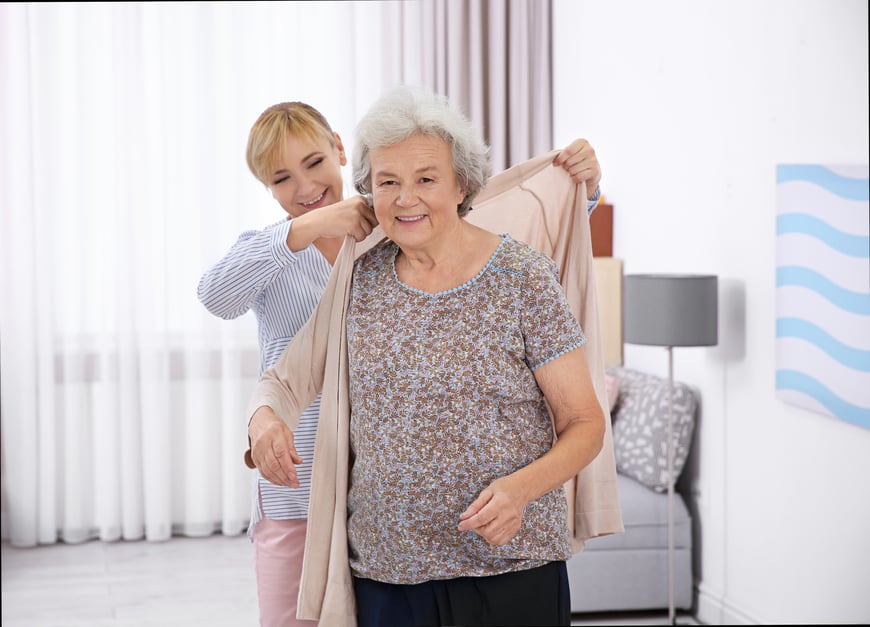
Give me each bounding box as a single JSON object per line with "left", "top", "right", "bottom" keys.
{"left": 246, "top": 85, "right": 618, "bottom": 627}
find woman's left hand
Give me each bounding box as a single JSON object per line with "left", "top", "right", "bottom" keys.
{"left": 457, "top": 476, "right": 528, "bottom": 546}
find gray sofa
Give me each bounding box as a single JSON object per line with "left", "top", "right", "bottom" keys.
{"left": 567, "top": 366, "right": 698, "bottom": 614}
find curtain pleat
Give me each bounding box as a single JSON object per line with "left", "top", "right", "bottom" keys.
{"left": 421, "top": 0, "right": 553, "bottom": 174}
{"left": 0, "top": 1, "right": 421, "bottom": 548}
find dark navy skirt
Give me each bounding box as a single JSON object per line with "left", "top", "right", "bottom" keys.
{"left": 354, "top": 560, "right": 570, "bottom": 627}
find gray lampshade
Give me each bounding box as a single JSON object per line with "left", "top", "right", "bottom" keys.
{"left": 624, "top": 274, "right": 718, "bottom": 347}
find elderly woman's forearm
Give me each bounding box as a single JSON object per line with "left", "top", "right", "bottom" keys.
{"left": 510, "top": 417, "right": 605, "bottom": 505}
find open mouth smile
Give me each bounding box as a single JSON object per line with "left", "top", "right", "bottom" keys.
{"left": 300, "top": 191, "right": 326, "bottom": 207}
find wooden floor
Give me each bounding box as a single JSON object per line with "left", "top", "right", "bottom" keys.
{"left": 1, "top": 534, "right": 698, "bottom": 626}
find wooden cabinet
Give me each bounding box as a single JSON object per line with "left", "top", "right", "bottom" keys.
{"left": 590, "top": 202, "right": 613, "bottom": 257}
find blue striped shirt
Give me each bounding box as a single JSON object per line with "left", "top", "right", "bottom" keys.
{"left": 198, "top": 217, "right": 328, "bottom": 520}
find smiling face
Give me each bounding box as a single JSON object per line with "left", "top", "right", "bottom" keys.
{"left": 268, "top": 132, "right": 347, "bottom": 218}
{"left": 370, "top": 133, "right": 466, "bottom": 252}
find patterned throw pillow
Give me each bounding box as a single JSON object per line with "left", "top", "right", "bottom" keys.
{"left": 607, "top": 366, "right": 697, "bottom": 493}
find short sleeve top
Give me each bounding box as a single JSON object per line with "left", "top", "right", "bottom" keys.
{"left": 345, "top": 234, "right": 586, "bottom": 584}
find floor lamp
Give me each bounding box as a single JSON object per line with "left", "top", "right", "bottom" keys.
{"left": 623, "top": 274, "right": 718, "bottom": 625}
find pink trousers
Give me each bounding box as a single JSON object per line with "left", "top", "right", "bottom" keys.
{"left": 253, "top": 517, "right": 318, "bottom": 627}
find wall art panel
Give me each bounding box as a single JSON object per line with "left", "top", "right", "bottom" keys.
{"left": 775, "top": 164, "right": 870, "bottom": 429}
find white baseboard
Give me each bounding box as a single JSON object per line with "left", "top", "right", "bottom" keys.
{"left": 695, "top": 583, "right": 761, "bottom": 625}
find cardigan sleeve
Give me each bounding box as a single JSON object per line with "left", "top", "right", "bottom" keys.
{"left": 297, "top": 228, "right": 386, "bottom": 627}
{"left": 242, "top": 231, "right": 346, "bottom": 464}
{"left": 468, "top": 153, "right": 624, "bottom": 549}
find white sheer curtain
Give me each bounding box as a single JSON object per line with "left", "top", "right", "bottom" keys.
{"left": 0, "top": 1, "right": 421, "bottom": 547}
{"left": 421, "top": 0, "right": 553, "bottom": 174}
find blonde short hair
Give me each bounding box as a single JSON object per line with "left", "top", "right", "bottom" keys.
{"left": 246, "top": 102, "right": 337, "bottom": 186}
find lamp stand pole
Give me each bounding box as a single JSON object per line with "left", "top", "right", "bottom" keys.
{"left": 667, "top": 345, "right": 676, "bottom": 625}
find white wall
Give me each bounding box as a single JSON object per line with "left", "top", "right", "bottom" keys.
{"left": 553, "top": 0, "right": 869, "bottom": 624}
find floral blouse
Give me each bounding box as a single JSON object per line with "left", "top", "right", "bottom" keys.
{"left": 345, "top": 234, "right": 586, "bottom": 584}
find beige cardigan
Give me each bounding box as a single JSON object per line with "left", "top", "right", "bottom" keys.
{"left": 245, "top": 151, "right": 624, "bottom": 626}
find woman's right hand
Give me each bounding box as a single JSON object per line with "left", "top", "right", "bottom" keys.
{"left": 287, "top": 194, "right": 378, "bottom": 250}
{"left": 248, "top": 406, "right": 303, "bottom": 487}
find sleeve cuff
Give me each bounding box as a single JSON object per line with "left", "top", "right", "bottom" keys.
{"left": 586, "top": 185, "right": 601, "bottom": 214}
{"left": 269, "top": 219, "right": 297, "bottom": 266}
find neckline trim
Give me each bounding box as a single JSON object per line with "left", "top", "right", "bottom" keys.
{"left": 390, "top": 234, "right": 510, "bottom": 297}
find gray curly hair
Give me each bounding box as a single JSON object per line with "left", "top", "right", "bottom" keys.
{"left": 352, "top": 85, "right": 492, "bottom": 217}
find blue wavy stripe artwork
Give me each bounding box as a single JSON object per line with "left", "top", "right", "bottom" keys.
{"left": 776, "top": 164, "right": 870, "bottom": 201}
{"left": 776, "top": 370, "right": 870, "bottom": 429}
{"left": 776, "top": 318, "right": 870, "bottom": 372}
{"left": 776, "top": 214, "right": 869, "bottom": 257}
{"left": 776, "top": 163, "right": 870, "bottom": 429}
{"left": 776, "top": 266, "right": 870, "bottom": 315}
